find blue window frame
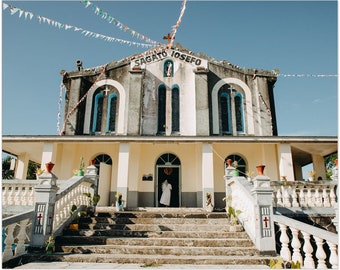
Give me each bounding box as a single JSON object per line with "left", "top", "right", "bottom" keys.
{"left": 157, "top": 84, "right": 166, "bottom": 134}
{"left": 220, "top": 92, "right": 231, "bottom": 134}
{"left": 171, "top": 85, "right": 180, "bottom": 133}
{"left": 92, "top": 93, "right": 103, "bottom": 133}
{"left": 235, "top": 93, "right": 244, "bottom": 133}
{"left": 106, "top": 93, "right": 117, "bottom": 133}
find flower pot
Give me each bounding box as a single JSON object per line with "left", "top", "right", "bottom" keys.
{"left": 90, "top": 159, "right": 95, "bottom": 166}
{"left": 256, "top": 165, "right": 265, "bottom": 175}
{"left": 77, "top": 169, "right": 84, "bottom": 176}
{"left": 45, "top": 162, "right": 55, "bottom": 173}
{"left": 232, "top": 170, "right": 239, "bottom": 176}
{"left": 69, "top": 223, "right": 78, "bottom": 230}
{"left": 226, "top": 159, "right": 233, "bottom": 167}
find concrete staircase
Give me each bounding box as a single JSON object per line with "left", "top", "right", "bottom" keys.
{"left": 49, "top": 207, "right": 274, "bottom": 267}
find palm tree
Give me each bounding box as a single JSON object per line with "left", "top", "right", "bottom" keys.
{"left": 2, "top": 156, "right": 14, "bottom": 179}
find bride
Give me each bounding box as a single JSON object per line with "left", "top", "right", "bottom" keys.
{"left": 160, "top": 180, "right": 172, "bottom": 207}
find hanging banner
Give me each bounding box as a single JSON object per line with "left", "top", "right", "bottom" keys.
{"left": 130, "top": 48, "right": 207, "bottom": 69}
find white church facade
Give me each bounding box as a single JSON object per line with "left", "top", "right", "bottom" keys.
{"left": 3, "top": 46, "right": 337, "bottom": 209}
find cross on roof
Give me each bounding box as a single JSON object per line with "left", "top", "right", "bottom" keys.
{"left": 163, "top": 33, "right": 175, "bottom": 49}
{"left": 103, "top": 86, "right": 110, "bottom": 96}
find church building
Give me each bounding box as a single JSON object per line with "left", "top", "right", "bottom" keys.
{"left": 3, "top": 45, "right": 337, "bottom": 209}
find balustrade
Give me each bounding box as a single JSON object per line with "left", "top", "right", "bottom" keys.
{"left": 273, "top": 215, "right": 338, "bottom": 269}
{"left": 271, "top": 181, "right": 337, "bottom": 208}
{"left": 2, "top": 180, "right": 37, "bottom": 207}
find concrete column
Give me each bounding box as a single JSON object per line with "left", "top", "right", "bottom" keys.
{"left": 202, "top": 143, "right": 214, "bottom": 208}
{"left": 312, "top": 154, "right": 327, "bottom": 180}
{"left": 250, "top": 170, "right": 276, "bottom": 254}
{"left": 41, "top": 143, "right": 56, "bottom": 169}
{"left": 278, "top": 144, "right": 295, "bottom": 181}
{"left": 14, "top": 153, "right": 29, "bottom": 180}
{"left": 165, "top": 87, "right": 172, "bottom": 136}
{"left": 195, "top": 70, "right": 209, "bottom": 136}
{"left": 30, "top": 168, "right": 58, "bottom": 247}
{"left": 116, "top": 143, "right": 130, "bottom": 207}
{"left": 65, "top": 78, "right": 82, "bottom": 135}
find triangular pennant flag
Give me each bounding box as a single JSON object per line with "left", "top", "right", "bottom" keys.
{"left": 3, "top": 3, "right": 9, "bottom": 10}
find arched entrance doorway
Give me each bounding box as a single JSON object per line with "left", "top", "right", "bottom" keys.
{"left": 93, "top": 154, "right": 112, "bottom": 206}
{"left": 155, "top": 153, "right": 181, "bottom": 207}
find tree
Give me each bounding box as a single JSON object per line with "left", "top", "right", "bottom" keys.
{"left": 2, "top": 156, "right": 14, "bottom": 179}
{"left": 325, "top": 153, "right": 338, "bottom": 180}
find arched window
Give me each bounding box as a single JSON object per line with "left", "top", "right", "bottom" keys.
{"left": 106, "top": 93, "right": 117, "bottom": 133}
{"left": 92, "top": 93, "right": 103, "bottom": 133}
{"left": 234, "top": 93, "right": 244, "bottom": 133}
{"left": 225, "top": 154, "right": 247, "bottom": 177}
{"left": 164, "top": 60, "right": 174, "bottom": 77}
{"left": 157, "top": 84, "right": 166, "bottom": 134}
{"left": 171, "top": 85, "right": 180, "bottom": 133}
{"left": 220, "top": 92, "right": 231, "bottom": 135}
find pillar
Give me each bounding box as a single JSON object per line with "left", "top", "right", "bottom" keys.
{"left": 202, "top": 143, "right": 214, "bottom": 207}
{"left": 30, "top": 165, "right": 58, "bottom": 247}
{"left": 278, "top": 144, "right": 295, "bottom": 181}
{"left": 250, "top": 166, "right": 276, "bottom": 254}
{"left": 312, "top": 154, "right": 327, "bottom": 180}
{"left": 116, "top": 143, "right": 130, "bottom": 207}
{"left": 41, "top": 143, "right": 57, "bottom": 170}
{"left": 14, "top": 153, "right": 29, "bottom": 180}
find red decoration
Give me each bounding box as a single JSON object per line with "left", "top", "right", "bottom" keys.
{"left": 164, "top": 168, "right": 173, "bottom": 175}
{"left": 45, "top": 162, "right": 55, "bottom": 173}
{"left": 256, "top": 165, "right": 265, "bottom": 175}
{"left": 90, "top": 159, "right": 95, "bottom": 166}
{"left": 226, "top": 159, "right": 232, "bottom": 167}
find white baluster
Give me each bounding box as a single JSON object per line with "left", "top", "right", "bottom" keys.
{"left": 330, "top": 188, "right": 336, "bottom": 207}
{"left": 314, "top": 236, "right": 327, "bottom": 269}
{"left": 20, "top": 187, "right": 28, "bottom": 206}
{"left": 323, "top": 188, "right": 331, "bottom": 207}
{"left": 315, "top": 188, "right": 322, "bottom": 207}
{"left": 14, "top": 186, "right": 20, "bottom": 206}
{"left": 276, "top": 188, "right": 283, "bottom": 206}
{"left": 299, "top": 188, "right": 306, "bottom": 207}
{"left": 290, "top": 228, "right": 302, "bottom": 264}
{"left": 2, "top": 186, "right": 8, "bottom": 205}
{"left": 292, "top": 187, "right": 299, "bottom": 207}
{"left": 3, "top": 224, "right": 16, "bottom": 261}
{"left": 302, "top": 231, "right": 315, "bottom": 269}
{"left": 283, "top": 187, "right": 292, "bottom": 207}
{"left": 307, "top": 188, "right": 315, "bottom": 207}
{"left": 16, "top": 219, "right": 29, "bottom": 256}
{"left": 328, "top": 242, "right": 338, "bottom": 269}
{"left": 28, "top": 186, "right": 35, "bottom": 205}
{"left": 279, "top": 224, "right": 291, "bottom": 262}
{"left": 7, "top": 187, "right": 14, "bottom": 205}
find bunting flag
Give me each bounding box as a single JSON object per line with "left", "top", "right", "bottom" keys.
{"left": 81, "top": 0, "right": 159, "bottom": 46}
{"left": 278, "top": 73, "right": 338, "bottom": 78}
{"left": 2, "top": 2, "right": 154, "bottom": 48}
{"left": 169, "top": 0, "right": 187, "bottom": 48}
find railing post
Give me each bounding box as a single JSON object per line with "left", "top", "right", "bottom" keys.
{"left": 30, "top": 163, "right": 59, "bottom": 248}
{"left": 250, "top": 165, "right": 276, "bottom": 254}
{"left": 331, "top": 162, "right": 338, "bottom": 232}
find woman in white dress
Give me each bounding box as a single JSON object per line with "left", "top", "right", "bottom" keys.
{"left": 160, "top": 180, "right": 172, "bottom": 207}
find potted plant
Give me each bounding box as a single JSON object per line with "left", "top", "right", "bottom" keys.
{"left": 69, "top": 204, "right": 79, "bottom": 230}
{"left": 35, "top": 167, "right": 45, "bottom": 179}
{"left": 115, "top": 192, "right": 125, "bottom": 211}
{"left": 77, "top": 157, "right": 85, "bottom": 176}
{"left": 232, "top": 161, "right": 239, "bottom": 176}
{"left": 308, "top": 171, "right": 316, "bottom": 181}
{"left": 83, "top": 192, "right": 101, "bottom": 216}
{"left": 205, "top": 192, "right": 214, "bottom": 212}
{"left": 45, "top": 235, "right": 55, "bottom": 254}
{"left": 223, "top": 195, "right": 242, "bottom": 231}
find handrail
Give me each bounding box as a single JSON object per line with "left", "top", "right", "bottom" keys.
{"left": 273, "top": 214, "right": 338, "bottom": 268}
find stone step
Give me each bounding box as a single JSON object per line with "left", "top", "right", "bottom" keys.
{"left": 55, "top": 236, "right": 254, "bottom": 248}
{"left": 58, "top": 244, "right": 259, "bottom": 256}
{"left": 95, "top": 209, "right": 227, "bottom": 219}
{"left": 63, "top": 229, "right": 249, "bottom": 239}
{"left": 77, "top": 223, "right": 238, "bottom": 232}
{"left": 34, "top": 253, "right": 272, "bottom": 266}
{"left": 83, "top": 216, "right": 229, "bottom": 224}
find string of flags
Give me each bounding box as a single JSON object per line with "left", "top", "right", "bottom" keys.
{"left": 277, "top": 73, "right": 338, "bottom": 78}
{"left": 169, "top": 0, "right": 187, "bottom": 48}
{"left": 81, "top": 0, "right": 159, "bottom": 46}
{"left": 2, "top": 2, "right": 154, "bottom": 48}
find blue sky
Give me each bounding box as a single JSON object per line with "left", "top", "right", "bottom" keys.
{"left": 2, "top": 0, "right": 338, "bottom": 136}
